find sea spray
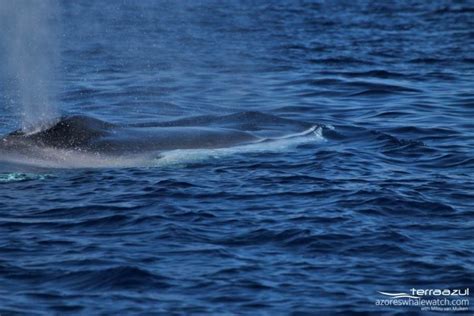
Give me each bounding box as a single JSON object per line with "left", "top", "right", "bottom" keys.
{"left": 0, "top": 0, "right": 60, "bottom": 132}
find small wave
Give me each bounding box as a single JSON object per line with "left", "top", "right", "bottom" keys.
{"left": 371, "top": 111, "right": 413, "bottom": 118}
{"left": 340, "top": 70, "right": 407, "bottom": 79}
{"left": 409, "top": 57, "right": 448, "bottom": 64}
{"left": 348, "top": 82, "right": 421, "bottom": 97}
{"left": 353, "top": 196, "right": 457, "bottom": 216}
{"left": 284, "top": 78, "right": 344, "bottom": 87}
{"left": 349, "top": 89, "right": 404, "bottom": 97}
{"left": 49, "top": 266, "right": 171, "bottom": 291}
{"left": 66, "top": 214, "right": 132, "bottom": 228}
{"left": 431, "top": 6, "right": 474, "bottom": 15}
{"left": 368, "top": 130, "right": 426, "bottom": 151}
{"left": 308, "top": 57, "right": 372, "bottom": 65}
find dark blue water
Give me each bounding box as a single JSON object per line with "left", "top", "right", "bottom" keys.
{"left": 1, "top": 1, "right": 473, "bottom": 314}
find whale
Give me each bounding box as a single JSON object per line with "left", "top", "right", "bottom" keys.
{"left": 0, "top": 111, "right": 320, "bottom": 169}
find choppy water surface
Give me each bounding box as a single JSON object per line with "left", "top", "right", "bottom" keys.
{"left": 1, "top": 1, "right": 473, "bottom": 314}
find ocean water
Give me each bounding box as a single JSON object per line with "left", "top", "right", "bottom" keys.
{"left": 1, "top": 0, "right": 473, "bottom": 314}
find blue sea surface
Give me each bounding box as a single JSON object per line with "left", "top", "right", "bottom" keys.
{"left": 1, "top": 1, "right": 473, "bottom": 314}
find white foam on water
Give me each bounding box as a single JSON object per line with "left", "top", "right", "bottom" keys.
{"left": 0, "top": 173, "right": 50, "bottom": 183}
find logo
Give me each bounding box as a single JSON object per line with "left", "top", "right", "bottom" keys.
{"left": 375, "top": 288, "right": 470, "bottom": 313}
{"left": 379, "top": 288, "right": 470, "bottom": 299}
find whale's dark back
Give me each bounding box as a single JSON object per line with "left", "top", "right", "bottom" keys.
{"left": 5, "top": 115, "right": 115, "bottom": 149}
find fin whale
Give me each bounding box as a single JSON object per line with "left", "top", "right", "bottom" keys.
{"left": 0, "top": 111, "right": 318, "bottom": 168}
{"left": 3, "top": 115, "right": 260, "bottom": 153}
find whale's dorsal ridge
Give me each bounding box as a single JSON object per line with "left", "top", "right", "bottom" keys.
{"left": 55, "top": 115, "right": 116, "bottom": 130}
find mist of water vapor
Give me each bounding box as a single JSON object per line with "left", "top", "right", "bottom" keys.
{"left": 0, "top": 0, "right": 60, "bottom": 131}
